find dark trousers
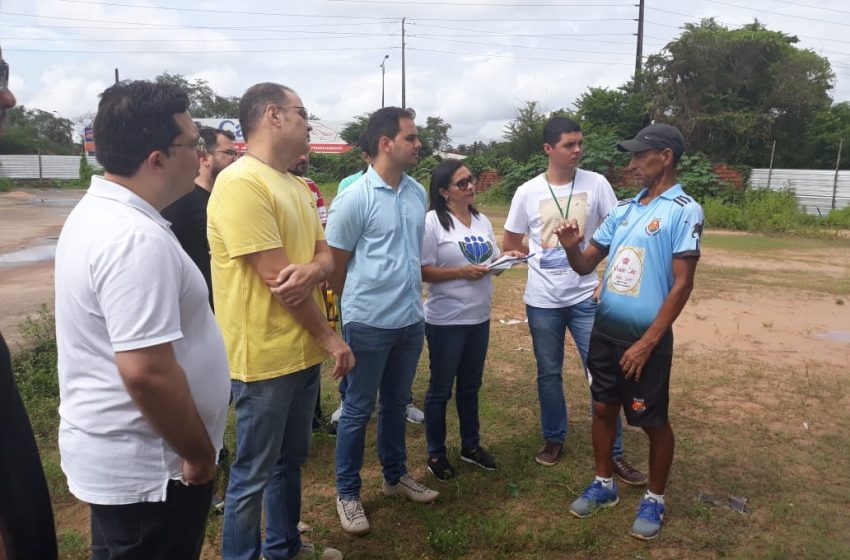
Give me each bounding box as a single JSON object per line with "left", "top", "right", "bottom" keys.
{"left": 424, "top": 321, "right": 490, "bottom": 458}
{"left": 90, "top": 480, "right": 213, "bottom": 560}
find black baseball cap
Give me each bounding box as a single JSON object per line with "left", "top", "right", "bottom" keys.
{"left": 617, "top": 123, "right": 685, "bottom": 159}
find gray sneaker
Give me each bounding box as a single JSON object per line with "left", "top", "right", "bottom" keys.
{"left": 293, "top": 541, "right": 344, "bottom": 560}
{"left": 336, "top": 496, "right": 370, "bottom": 535}
{"left": 405, "top": 403, "right": 425, "bottom": 424}
{"left": 570, "top": 480, "right": 620, "bottom": 518}
{"left": 382, "top": 473, "right": 439, "bottom": 504}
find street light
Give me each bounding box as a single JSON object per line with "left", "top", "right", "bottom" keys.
{"left": 380, "top": 54, "right": 389, "bottom": 108}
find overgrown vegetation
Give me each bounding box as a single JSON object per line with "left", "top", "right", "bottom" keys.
{"left": 11, "top": 304, "right": 59, "bottom": 439}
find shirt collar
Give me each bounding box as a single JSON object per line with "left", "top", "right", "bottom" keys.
{"left": 87, "top": 175, "right": 171, "bottom": 229}
{"left": 631, "top": 183, "right": 684, "bottom": 204}
{"left": 365, "top": 165, "right": 415, "bottom": 193}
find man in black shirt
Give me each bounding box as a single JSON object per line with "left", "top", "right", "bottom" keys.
{"left": 161, "top": 126, "right": 237, "bottom": 308}
{"left": 0, "top": 44, "right": 58, "bottom": 560}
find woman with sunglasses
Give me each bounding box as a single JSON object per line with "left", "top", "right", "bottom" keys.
{"left": 421, "top": 160, "right": 522, "bottom": 482}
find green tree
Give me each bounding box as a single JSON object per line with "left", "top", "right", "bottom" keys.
{"left": 803, "top": 102, "right": 850, "bottom": 169}
{"left": 340, "top": 114, "right": 370, "bottom": 146}
{"left": 0, "top": 106, "right": 75, "bottom": 154}
{"left": 503, "top": 101, "right": 548, "bottom": 161}
{"left": 419, "top": 116, "right": 452, "bottom": 154}
{"left": 155, "top": 72, "right": 240, "bottom": 118}
{"left": 574, "top": 86, "right": 651, "bottom": 138}
{"left": 643, "top": 19, "right": 834, "bottom": 166}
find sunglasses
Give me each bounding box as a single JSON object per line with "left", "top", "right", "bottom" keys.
{"left": 450, "top": 176, "right": 477, "bottom": 191}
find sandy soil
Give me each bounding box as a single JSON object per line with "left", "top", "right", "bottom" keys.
{"left": 0, "top": 189, "right": 83, "bottom": 345}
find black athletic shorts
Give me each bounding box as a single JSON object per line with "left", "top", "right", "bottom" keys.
{"left": 587, "top": 330, "right": 673, "bottom": 427}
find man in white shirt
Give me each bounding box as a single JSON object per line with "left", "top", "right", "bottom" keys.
{"left": 55, "top": 80, "right": 231, "bottom": 559}
{"left": 502, "top": 117, "right": 646, "bottom": 486}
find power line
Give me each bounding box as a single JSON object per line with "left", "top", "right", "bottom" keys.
{"left": 0, "top": 33, "right": 401, "bottom": 42}
{"left": 771, "top": 0, "right": 850, "bottom": 16}
{"left": 703, "top": 0, "right": 850, "bottom": 29}
{"left": 0, "top": 21, "right": 391, "bottom": 32}
{"left": 4, "top": 45, "right": 399, "bottom": 54}
{"left": 409, "top": 21, "right": 637, "bottom": 40}
{"left": 326, "top": 0, "right": 631, "bottom": 5}
{"left": 411, "top": 35, "right": 631, "bottom": 56}
{"left": 407, "top": 45, "right": 631, "bottom": 65}
{"left": 55, "top": 0, "right": 396, "bottom": 20}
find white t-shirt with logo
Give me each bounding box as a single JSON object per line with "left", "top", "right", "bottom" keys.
{"left": 55, "top": 176, "right": 231, "bottom": 505}
{"left": 504, "top": 169, "right": 618, "bottom": 308}
{"left": 421, "top": 210, "right": 501, "bottom": 325}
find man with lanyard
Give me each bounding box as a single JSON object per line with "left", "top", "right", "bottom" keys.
{"left": 556, "top": 123, "right": 703, "bottom": 540}
{"left": 503, "top": 117, "right": 646, "bottom": 487}
{"left": 326, "top": 107, "right": 438, "bottom": 536}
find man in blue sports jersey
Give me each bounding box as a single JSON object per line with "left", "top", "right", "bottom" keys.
{"left": 554, "top": 123, "right": 703, "bottom": 541}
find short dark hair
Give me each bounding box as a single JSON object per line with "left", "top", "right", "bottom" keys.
{"left": 543, "top": 116, "right": 582, "bottom": 147}
{"left": 238, "top": 82, "right": 293, "bottom": 141}
{"left": 429, "top": 159, "right": 479, "bottom": 232}
{"left": 365, "top": 106, "right": 415, "bottom": 157}
{"left": 357, "top": 130, "right": 372, "bottom": 157}
{"left": 198, "top": 126, "right": 235, "bottom": 154}
{"left": 93, "top": 80, "right": 189, "bottom": 176}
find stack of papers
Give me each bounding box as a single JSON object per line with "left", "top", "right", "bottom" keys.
{"left": 487, "top": 253, "right": 534, "bottom": 271}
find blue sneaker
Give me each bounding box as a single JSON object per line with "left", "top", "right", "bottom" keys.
{"left": 569, "top": 480, "right": 620, "bottom": 518}
{"left": 630, "top": 497, "right": 665, "bottom": 540}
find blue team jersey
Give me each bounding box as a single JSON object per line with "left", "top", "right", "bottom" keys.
{"left": 591, "top": 184, "right": 703, "bottom": 344}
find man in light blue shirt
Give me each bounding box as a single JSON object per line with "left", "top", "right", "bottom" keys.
{"left": 554, "top": 124, "right": 702, "bottom": 541}
{"left": 326, "top": 107, "right": 439, "bottom": 536}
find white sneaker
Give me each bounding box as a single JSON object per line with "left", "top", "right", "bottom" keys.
{"left": 405, "top": 403, "right": 425, "bottom": 424}
{"left": 294, "top": 541, "right": 343, "bottom": 560}
{"left": 336, "top": 496, "right": 370, "bottom": 535}
{"left": 382, "top": 473, "right": 439, "bottom": 504}
{"left": 330, "top": 402, "right": 343, "bottom": 427}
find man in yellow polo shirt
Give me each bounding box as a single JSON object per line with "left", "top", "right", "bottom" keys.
{"left": 208, "top": 82, "right": 353, "bottom": 560}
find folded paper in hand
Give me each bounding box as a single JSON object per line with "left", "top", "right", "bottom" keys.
{"left": 487, "top": 253, "right": 534, "bottom": 271}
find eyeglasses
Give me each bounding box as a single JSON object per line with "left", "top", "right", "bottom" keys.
{"left": 170, "top": 136, "right": 205, "bottom": 152}
{"left": 273, "top": 105, "right": 309, "bottom": 121}
{"left": 450, "top": 176, "right": 477, "bottom": 191}
{"left": 214, "top": 149, "right": 239, "bottom": 157}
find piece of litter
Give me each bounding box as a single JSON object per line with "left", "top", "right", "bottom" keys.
{"left": 499, "top": 319, "right": 523, "bottom": 325}
{"left": 727, "top": 495, "right": 752, "bottom": 516}
{"left": 802, "top": 422, "right": 809, "bottom": 430}
{"left": 696, "top": 493, "right": 753, "bottom": 516}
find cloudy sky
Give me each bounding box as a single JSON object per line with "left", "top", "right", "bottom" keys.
{"left": 2, "top": 0, "right": 849, "bottom": 144}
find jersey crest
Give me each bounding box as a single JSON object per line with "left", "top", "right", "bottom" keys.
{"left": 458, "top": 236, "right": 494, "bottom": 265}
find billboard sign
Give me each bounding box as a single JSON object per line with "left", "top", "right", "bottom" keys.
{"left": 195, "top": 118, "right": 352, "bottom": 154}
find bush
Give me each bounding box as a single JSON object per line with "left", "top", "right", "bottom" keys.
{"left": 309, "top": 151, "right": 365, "bottom": 183}
{"left": 0, "top": 176, "right": 14, "bottom": 192}
{"left": 410, "top": 155, "right": 442, "bottom": 185}
{"left": 11, "top": 304, "right": 59, "bottom": 439}
{"left": 704, "top": 187, "right": 815, "bottom": 232}
{"left": 823, "top": 205, "right": 850, "bottom": 229}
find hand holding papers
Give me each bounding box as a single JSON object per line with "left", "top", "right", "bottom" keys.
{"left": 487, "top": 253, "right": 534, "bottom": 272}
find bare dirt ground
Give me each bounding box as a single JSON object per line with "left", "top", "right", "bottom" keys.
{"left": 3, "top": 191, "right": 849, "bottom": 558}
{"left": 0, "top": 188, "right": 83, "bottom": 346}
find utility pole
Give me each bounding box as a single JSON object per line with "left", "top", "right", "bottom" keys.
{"left": 380, "top": 55, "right": 389, "bottom": 108}
{"left": 401, "top": 17, "right": 407, "bottom": 109}
{"left": 634, "top": 0, "right": 644, "bottom": 88}
{"left": 114, "top": 68, "right": 119, "bottom": 84}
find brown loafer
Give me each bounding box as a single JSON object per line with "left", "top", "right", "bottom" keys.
{"left": 534, "top": 441, "right": 564, "bottom": 466}
{"left": 613, "top": 456, "right": 648, "bottom": 487}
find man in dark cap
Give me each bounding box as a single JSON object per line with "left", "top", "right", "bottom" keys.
{"left": 553, "top": 123, "right": 703, "bottom": 540}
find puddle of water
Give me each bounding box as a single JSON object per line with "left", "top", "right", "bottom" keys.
{"left": 0, "top": 244, "right": 56, "bottom": 268}
{"left": 35, "top": 199, "right": 79, "bottom": 207}
{"left": 817, "top": 331, "right": 850, "bottom": 343}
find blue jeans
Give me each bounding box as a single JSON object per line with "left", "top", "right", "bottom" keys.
{"left": 526, "top": 299, "right": 624, "bottom": 457}
{"left": 223, "top": 366, "right": 320, "bottom": 560}
{"left": 424, "top": 321, "right": 489, "bottom": 458}
{"left": 335, "top": 321, "right": 424, "bottom": 499}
